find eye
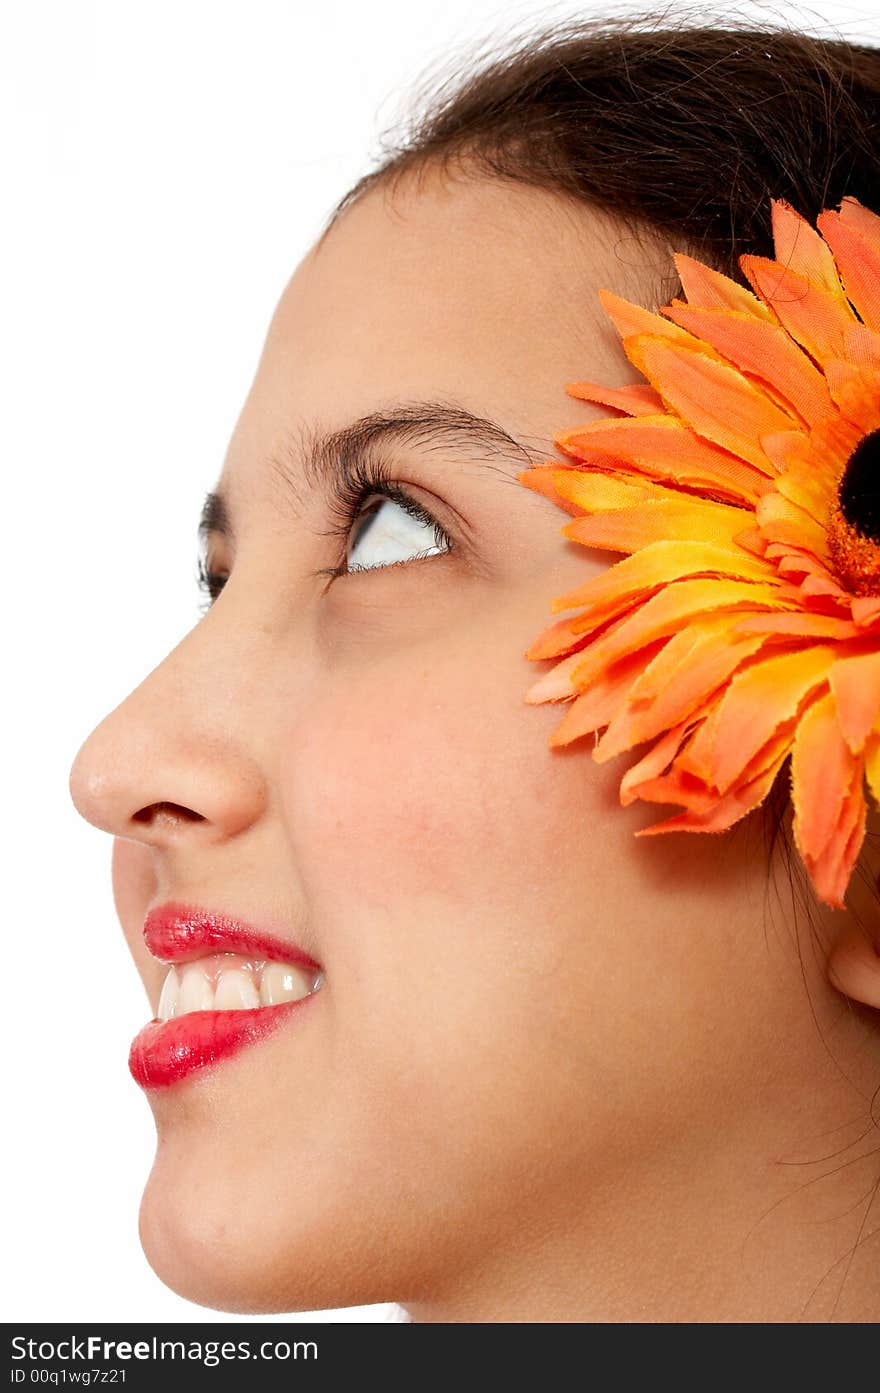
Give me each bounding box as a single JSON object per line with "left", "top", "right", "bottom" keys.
{"left": 315, "top": 456, "right": 453, "bottom": 579}
{"left": 336, "top": 489, "right": 451, "bottom": 576}
{"left": 196, "top": 555, "right": 227, "bottom": 613}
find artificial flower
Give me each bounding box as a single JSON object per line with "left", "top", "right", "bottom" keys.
{"left": 519, "top": 196, "right": 880, "bottom": 909}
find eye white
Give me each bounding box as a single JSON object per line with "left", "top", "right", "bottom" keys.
{"left": 347, "top": 496, "right": 448, "bottom": 571}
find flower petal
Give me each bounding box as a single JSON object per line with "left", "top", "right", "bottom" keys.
{"left": 828, "top": 650, "right": 880, "bottom": 754}
{"left": 626, "top": 337, "right": 796, "bottom": 471}
{"left": 552, "top": 540, "right": 781, "bottom": 617}
{"left": 546, "top": 640, "right": 669, "bottom": 746}
{"left": 661, "top": 303, "right": 833, "bottom": 426}
{"left": 562, "top": 497, "right": 754, "bottom": 553}
{"left": 555, "top": 413, "right": 771, "bottom": 503}
{"left": 672, "top": 251, "right": 776, "bottom": 319}
{"left": 678, "top": 646, "right": 839, "bottom": 792}
{"left": 816, "top": 206, "right": 880, "bottom": 331}
{"left": 739, "top": 253, "right": 856, "bottom": 365}
{"left": 564, "top": 380, "right": 664, "bottom": 416}
{"left": 791, "top": 690, "right": 867, "bottom": 908}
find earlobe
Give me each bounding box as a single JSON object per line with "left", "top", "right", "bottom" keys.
{"left": 826, "top": 919, "right": 880, "bottom": 1010}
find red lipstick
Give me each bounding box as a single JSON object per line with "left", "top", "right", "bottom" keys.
{"left": 128, "top": 903, "right": 322, "bottom": 1091}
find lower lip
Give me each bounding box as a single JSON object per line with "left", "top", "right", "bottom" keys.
{"left": 128, "top": 1000, "right": 311, "bottom": 1090}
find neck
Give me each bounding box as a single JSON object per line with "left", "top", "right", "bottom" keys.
{"left": 403, "top": 1045, "right": 880, "bottom": 1323}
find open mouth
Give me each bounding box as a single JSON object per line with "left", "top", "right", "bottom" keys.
{"left": 156, "top": 953, "right": 323, "bottom": 1018}
{"left": 127, "top": 903, "right": 324, "bottom": 1091}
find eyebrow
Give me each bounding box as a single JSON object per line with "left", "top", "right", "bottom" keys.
{"left": 198, "top": 399, "right": 542, "bottom": 544}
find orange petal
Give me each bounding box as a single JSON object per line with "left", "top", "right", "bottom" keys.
{"left": 816, "top": 206, "right": 880, "bottom": 331}
{"left": 790, "top": 691, "right": 858, "bottom": 860}
{"left": 618, "top": 705, "right": 716, "bottom": 806}
{"left": 516, "top": 465, "right": 592, "bottom": 518}
{"left": 791, "top": 690, "right": 867, "bottom": 907}
{"left": 852, "top": 596, "right": 880, "bottom": 628}
{"left": 570, "top": 578, "right": 799, "bottom": 698}
{"left": 626, "top": 337, "right": 796, "bottom": 472}
{"left": 596, "top": 622, "right": 769, "bottom": 757}
{"left": 564, "top": 381, "right": 664, "bottom": 416}
{"left": 661, "top": 303, "right": 833, "bottom": 426}
{"left": 844, "top": 324, "right": 880, "bottom": 369}
{"left": 597, "top": 288, "right": 700, "bottom": 348}
{"left": 562, "top": 497, "right": 754, "bottom": 554}
{"left": 865, "top": 727, "right": 880, "bottom": 805}
{"left": 545, "top": 640, "right": 669, "bottom": 747}
{"left": 739, "top": 253, "right": 856, "bottom": 365}
{"left": 552, "top": 540, "right": 780, "bottom": 617}
{"left": 754, "top": 488, "right": 830, "bottom": 561}
{"left": 672, "top": 252, "right": 776, "bottom": 320}
{"left": 771, "top": 199, "right": 847, "bottom": 298}
{"left": 828, "top": 650, "right": 880, "bottom": 754}
{"left": 632, "top": 731, "right": 791, "bottom": 830}
{"left": 823, "top": 364, "right": 880, "bottom": 435}
{"left": 678, "top": 645, "right": 839, "bottom": 792}
{"left": 554, "top": 414, "right": 770, "bottom": 503}
{"left": 804, "top": 771, "right": 866, "bottom": 909}
{"left": 731, "top": 612, "right": 861, "bottom": 640}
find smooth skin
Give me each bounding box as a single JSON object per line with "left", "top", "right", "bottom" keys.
{"left": 69, "top": 167, "right": 880, "bottom": 1322}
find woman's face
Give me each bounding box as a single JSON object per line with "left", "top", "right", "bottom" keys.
{"left": 68, "top": 171, "right": 815, "bottom": 1316}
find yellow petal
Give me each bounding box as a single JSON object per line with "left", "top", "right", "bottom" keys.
{"left": 552, "top": 539, "right": 780, "bottom": 617}
{"left": 562, "top": 497, "right": 754, "bottom": 554}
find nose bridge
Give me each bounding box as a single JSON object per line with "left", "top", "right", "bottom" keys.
{"left": 69, "top": 596, "right": 297, "bottom": 843}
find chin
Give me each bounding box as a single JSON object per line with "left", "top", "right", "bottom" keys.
{"left": 136, "top": 1139, "right": 397, "bottom": 1316}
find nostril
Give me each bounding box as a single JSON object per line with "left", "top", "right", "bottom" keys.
{"left": 132, "top": 802, "right": 207, "bottom": 827}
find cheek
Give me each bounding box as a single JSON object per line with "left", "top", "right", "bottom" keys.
{"left": 278, "top": 626, "right": 630, "bottom": 941}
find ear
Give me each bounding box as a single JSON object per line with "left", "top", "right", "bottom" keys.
{"left": 825, "top": 806, "right": 880, "bottom": 1009}
{"left": 826, "top": 919, "right": 880, "bottom": 1010}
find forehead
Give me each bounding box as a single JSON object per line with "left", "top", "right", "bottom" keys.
{"left": 220, "top": 171, "right": 661, "bottom": 508}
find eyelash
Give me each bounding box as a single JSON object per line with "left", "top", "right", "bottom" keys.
{"left": 196, "top": 454, "right": 453, "bottom": 610}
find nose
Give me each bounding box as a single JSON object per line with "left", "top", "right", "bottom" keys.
{"left": 69, "top": 618, "right": 269, "bottom": 848}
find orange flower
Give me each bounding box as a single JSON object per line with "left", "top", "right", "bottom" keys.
{"left": 519, "top": 196, "right": 880, "bottom": 910}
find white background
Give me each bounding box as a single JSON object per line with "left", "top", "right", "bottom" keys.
{"left": 3, "top": 0, "right": 877, "bottom": 1323}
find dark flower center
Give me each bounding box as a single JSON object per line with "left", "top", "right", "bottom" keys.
{"left": 838, "top": 427, "right": 880, "bottom": 542}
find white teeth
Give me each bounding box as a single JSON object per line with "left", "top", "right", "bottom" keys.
{"left": 260, "top": 961, "right": 315, "bottom": 1006}
{"left": 214, "top": 968, "right": 261, "bottom": 1010}
{"left": 177, "top": 963, "right": 216, "bottom": 1014}
{"left": 157, "top": 967, "right": 180, "bottom": 1021}
{"left": 156, "top": 955, "right": 321, "bottom": 1020}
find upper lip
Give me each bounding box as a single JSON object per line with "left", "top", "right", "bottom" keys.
{"left": 143, "top": 902, "right": 322, "bottom": 970}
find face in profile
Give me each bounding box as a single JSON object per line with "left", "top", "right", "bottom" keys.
{"left": 68, "top": 168, "right": 879, "bottom": 1322}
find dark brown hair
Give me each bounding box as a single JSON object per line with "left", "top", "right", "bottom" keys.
{"left": 323, "top": 11, "right": 880, "bottom": 286}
